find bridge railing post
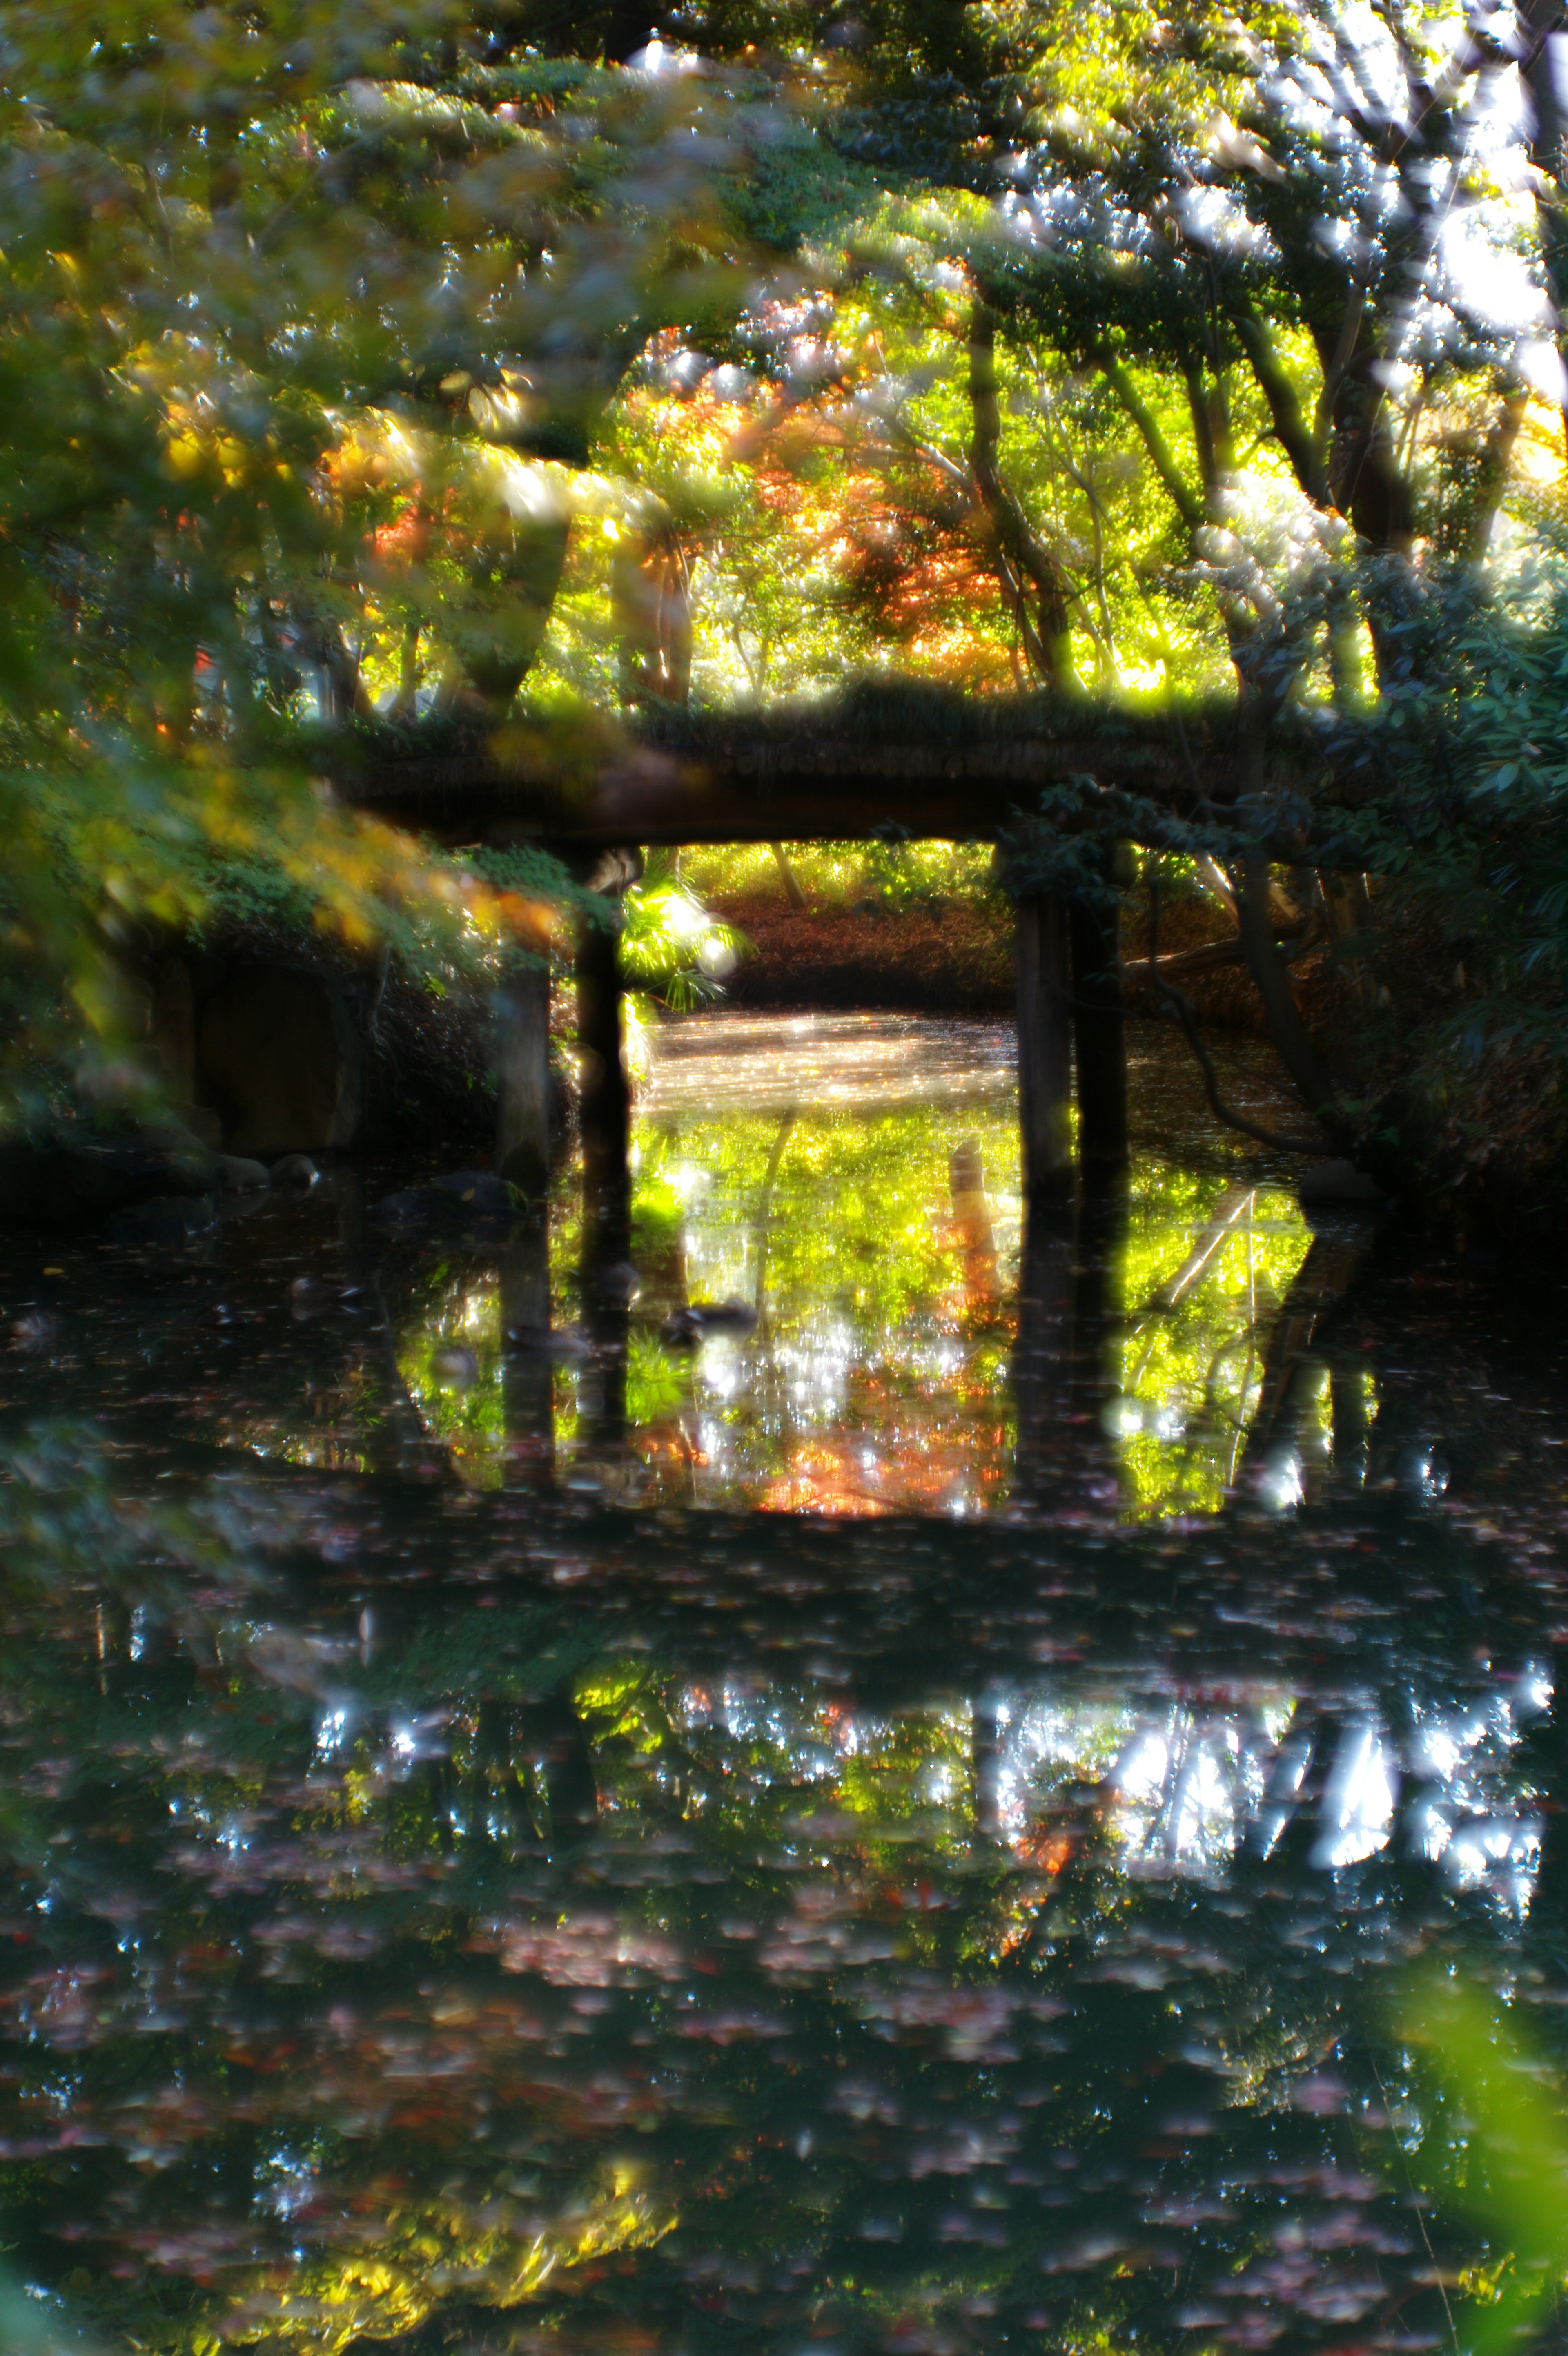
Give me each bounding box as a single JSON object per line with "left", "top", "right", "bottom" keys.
{"left": 575, "top": 894, "right": 631, "bottom": 1268}
{"left": 1068, "top": 884, "right": 1129, "bottom": 1177}
{"left": 1015, "top": 891, "right": 1074, "bottom": 1203}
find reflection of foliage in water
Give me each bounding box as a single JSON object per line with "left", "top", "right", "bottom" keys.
{"left": 0, "top": 1429, "right": 1560, "bottom": 2356}
{"left": 619, "top": 1109, "right": 1316, "bottom": 1518}
{"left": 1113, "top": 1181, "right": 1316, "bottom": 1519}
{"left": 223, "top": 2169, "right": 671, "bottom": 2355}
{"left": 398, "top": 1272, "right": 507, "bottom": 1489}
{"left": 625, "top": 1101, "right": 1022, "bottom": 1513}
{"left": 374, "top": 1103, "right": 1319, "bottom": 1517}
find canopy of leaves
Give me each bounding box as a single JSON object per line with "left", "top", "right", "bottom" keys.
{"left": 10, "top": 0, "right": 1568, "bottom": 1173}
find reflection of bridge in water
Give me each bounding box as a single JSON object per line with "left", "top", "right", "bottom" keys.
{"left": 6, "top": 1460, "right": 1552, "bottom": 2354}
{"left": 465, "top": 1006, "right": 1379, "bottom": 1527}
{"left": 2, "top": 1099, "right": 1561, "bottom": 2354}
{"left": 401, "top": 705, "right": 1361, "bottom": 1521}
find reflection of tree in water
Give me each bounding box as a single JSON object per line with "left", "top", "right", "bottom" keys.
{"left": 8, "top": 1085, "right": 1568, "bottom": 2348}
{"left": 0, "top": 1476, "right": 1562, "bottom": 2356}
{"left": 579, "top": 1105, "right": 1325, "bottom": 1519}
{"left": 75, "top": 1079, "right": 1344, "bottom": 1525}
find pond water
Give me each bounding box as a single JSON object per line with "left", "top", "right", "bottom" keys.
{"left": 2, "top": 1013, "right": 1568, "bottom": 2356}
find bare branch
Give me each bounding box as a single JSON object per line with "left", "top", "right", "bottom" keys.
{"left": 1150, "top": 976, "right": 1337, "bottom": 1155}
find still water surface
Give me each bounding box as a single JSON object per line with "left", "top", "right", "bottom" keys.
{"left": 1, "top": 1014, "right": 1567, "bottom": 2354}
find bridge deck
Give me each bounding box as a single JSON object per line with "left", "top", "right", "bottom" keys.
{"left": 331, "top": 688, "right": 1328, "bottom": 848}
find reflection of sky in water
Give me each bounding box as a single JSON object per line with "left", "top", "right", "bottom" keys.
{"left": 655, "top": 1667, "right": 1550, "bottom": 1916}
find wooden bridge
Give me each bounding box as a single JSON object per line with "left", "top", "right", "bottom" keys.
{"left": 332, "top": 687, "right": 1336, "bottom": 849}
{"left": 326, "top": 687, "right": 1341, "bottom": 1239}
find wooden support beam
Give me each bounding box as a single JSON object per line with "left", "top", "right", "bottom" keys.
{"left": 1011, "top": 1198, "right": 1074, "bottom": 1509}
{"left": 1015, "top": 893, "right": 1073, "bottom": 1203}
{"left": 330, "top": 685, "right": 1339, "bottom": 852}
{"left": 1071, "top": 1168, "right": 1130, "bottom": 1517}
{"left": 501, "top": 1213, "right": 555, "bottom": 1491}
{"left": 575, "top": 896, "right": 630, "bottom": 1266}
{"left": 1069, "top": 894, "right": 1130, "bottom": 1176}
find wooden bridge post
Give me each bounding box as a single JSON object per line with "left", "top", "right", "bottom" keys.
{"left": 1068, "top": 886, "right": 1129, "bottom": 1175}
{"left": 501, "top": 1210, "right": 555, "bottom": 1489}
{"left": 1015, "top": 893, "right": 1073, "bottom": 1202}
{"left": 495, "top": 957, "right": 550, "bottom": 1197}
{"left": 575, "top": 891, "right": 631, "bottom": 1266}
{"left": 1071, "top": 1167, "right": 1130, "bottom": 1514}
{"left": 569, "top": 853, "right": 638, "bottom": 1478}
{"left": 1011, "top": 1195, "right": 1074, "bottom": 1507}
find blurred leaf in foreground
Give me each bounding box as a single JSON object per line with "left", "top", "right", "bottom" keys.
{"left": 1400, "top": 1966, "right": 1568, "bottom": 2355}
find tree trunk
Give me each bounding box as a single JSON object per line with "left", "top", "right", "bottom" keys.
{"left": 1521, "top": 0, "right": 1568, "bottom": 452}
{"left": 771, "top": 842, "right": 809, "bottom": 910}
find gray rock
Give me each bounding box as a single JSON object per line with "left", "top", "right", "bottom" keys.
{"left": 107, "top": 1194, "right": 217, "bottom": 1246}
{"left": 218, "top": 1155, "right": 270, "bottom": 1191}
{"left": 661, "top": 1299, "right": 758, "bottom": 1347}
{"left": 369, "top": 1186, "right": 428, "bottom": 1231}
{"left": 138, "top": 1104, "right": 223, "bottom": 1155}
{"left": 431, "top": 1170, "right": 514, "bottom": 1216}
{"left": 592, "top": 1259, "right": 642, "bottom": 1307}
{"left": 371, "top": 1170, "right": 517, "bottom": 1232}
{"left": 504, "top": 1322, "right": 589, "bottom": 1359}
{"left": 0, "top": 1132, "right": 216, "bottom": 1230}
{"left": 1298, "top": 1158, "right": 1386, "bottom": 1206}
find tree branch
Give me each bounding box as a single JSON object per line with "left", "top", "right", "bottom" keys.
{"left": 1236, "top": 854, "right": 1341, "bottom": 1129}
{"left": 1229, "top": 300, "right": 1320, "bottom": 498}
{"left": 1124, "top": 922, "right": 1321, "bottom": 995}
{"left": 1150, "top": 976, "right": 1337, "bottom": 1154}
{"left": 969, "top": 302, "right": 1076, "bottom": 686}
{"left": 1091, "top": 345, "right": 1206, "bottom": 530}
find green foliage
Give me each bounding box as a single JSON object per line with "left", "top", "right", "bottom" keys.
{"left": 7, "top": 0, "right": 1568, "bottom": 1187}
{"left": 0, "top": 2, "right": 755, "bottom": 1094}
{"left": 679, "top": 837, "right": 1000, "bottom": 907}
{"left": 621, "top": 852, "right": 745, "bottom": 1014}
{"left": 1400, "top": 1969, "right": 1568, "bottom": 2356}
{"left": 1335, "top": 568, "right": 1568, "bottom": 1037}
